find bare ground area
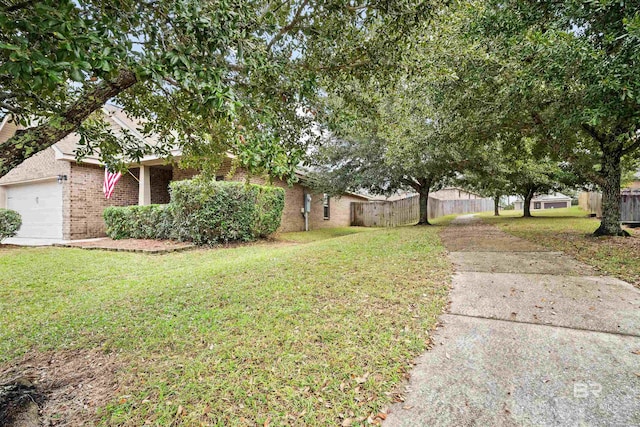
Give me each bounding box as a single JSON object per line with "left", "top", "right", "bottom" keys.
{"left": 59, "top": 237, "right": 300, "bottom": 253}
{"left": 60, "top": 238, "right": 194, "bottom": 253}
{"left": 0, "top": 350, "right": 121, "bottom": 426}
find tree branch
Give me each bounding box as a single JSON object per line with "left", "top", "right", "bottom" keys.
{"left": 0, "top": 102, "right": 21, "bottom": 114}
{"left": 400, "top": 177, "right": 421, "bottom": 191}
{"left": 621, "top": 133, "right": 640, "bottom": 156}
{"left": 2, "top": 1, "right": 34, "bottom": 13}
{"left": 266, "top": 0, "right": 309, "bottom": 52}
{"left": 0, "top": 69, "right": 138, "bottom": 178}
{"left": 581, "top": 123, "right": 605, "bottom": 144}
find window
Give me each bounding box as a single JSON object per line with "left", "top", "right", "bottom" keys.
{"left": 534, "top": 202, "right": 541, "bottom": 209}
{"left": 215, "top": 175, "right": 224, "bottom": 181}
{"left": 323, "top": 194, "right": 330, "bottom": 219}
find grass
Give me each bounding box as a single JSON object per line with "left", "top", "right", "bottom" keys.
{"left": 276, "top": 227, "right": 373, "bottom": 243}
{"left": 478, "top": 207, "right": 640, "bottom": 287}
{"left": 0, "top": 226, "right": 451, "bottom": 426}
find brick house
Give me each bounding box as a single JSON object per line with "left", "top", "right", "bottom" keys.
{"left": 0, "top": 107, "right": 369, "bottom": 242}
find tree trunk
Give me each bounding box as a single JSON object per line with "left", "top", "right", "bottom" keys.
{"left": 594, "top": 144, "right": 628, "bottom": 236}
{"left": 416, "top": 188, "right": 430, "bottom": 225}
{"left": 0, "top": 69, "right": 138, "bottom": 178}
{"left": 523, "top": 189, "right": 534, "bottom": 218}
{"left": 493, "top": 195, "right": 500, "bottom": 216}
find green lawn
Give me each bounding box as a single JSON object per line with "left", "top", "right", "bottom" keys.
{"left": 276, "top": 227, "right": 373, "bottom": 243}
{"left": 0, "top": 226, "right": 451, "bottom": 425}
{"left": 479, "top": 207, "right": 640, "bottom": 287}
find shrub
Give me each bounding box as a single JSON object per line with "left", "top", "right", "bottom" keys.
{"left": 253, "top": 185, "right": 286, "bottom": 237}
{"left": 170, "top": 178, "right": 285, "bottom": 244}
{"left": 102, "top": 178, "right": 285, "bottom": 244}
{"left": 104, "top": 204, "right": 174, "bottom": 240}
{"left": 0, "top": 209, "right": 22, "bottom": 241}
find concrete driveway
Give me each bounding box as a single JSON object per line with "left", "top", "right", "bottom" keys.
{"left": 385, "top": 215, "right": 640, "bottom": 427}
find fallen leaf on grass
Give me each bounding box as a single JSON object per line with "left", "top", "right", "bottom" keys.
{"left": 355, "top": 372, "right": 370, "bottom": 384}
{"left": 176, "top": 405, "right": 184, "bottom": 417}
{"left": 341, "top": 418, "right": 353, "bottom": 426}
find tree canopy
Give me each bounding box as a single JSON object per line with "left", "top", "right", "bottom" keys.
{"left": 309, "top": 75, "right": 478, "bottom": 224}
{"left": 0, "top": 0, "right": 434, "bottom": 180}
{"left": 461, "top": 0, "right": 640, "bottom": 234}
{"left": 2, "top": 0, "right": 639, "bottom": 235}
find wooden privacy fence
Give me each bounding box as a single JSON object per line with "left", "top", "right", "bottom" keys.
{"left": 578, "top": 192, "right": 603, "bottom": 217}
{"left": 621, "top": 189, "right": 640, "bottom": 223}
{"left": 351, "top": 195, "right": 493, "bottom": 227}
{"left": 429, "top": 197, "right": 494, "bottom": 219}
{"left": 351, "top": 196, "right": 420, "bottom": 227}
{"left": 578, "top": 190, "right": 640, "bottom": 222}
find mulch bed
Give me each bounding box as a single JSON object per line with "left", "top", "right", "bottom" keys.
{"left": 58, "top": 238, "right": 195, "bottom": 254}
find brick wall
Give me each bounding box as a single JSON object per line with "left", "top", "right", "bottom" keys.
{"left": 0, "top": 147, "right": 70, "bottom": 185}
{"left": 172, "top": 166, "right": 199, "bottom": 181}
{"left": 150, "top": 167, "right": 172, "bottom": 204}
{"left": 308, "top": 193, "right": 366, "bottom": 229}
{"left": 68, "top": 163, "right": 139, "bottom": 239}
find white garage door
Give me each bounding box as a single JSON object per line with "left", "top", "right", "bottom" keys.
{"left": 6, "top": 180, "right": 63, "bottom": 239}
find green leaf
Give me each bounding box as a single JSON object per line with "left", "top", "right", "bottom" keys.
{"left": 70, "top": 68, "right": 84, "bottom": 82}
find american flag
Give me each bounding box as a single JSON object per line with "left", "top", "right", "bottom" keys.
{"left": 103, "top": 167, "right": 122, "bottom": 199}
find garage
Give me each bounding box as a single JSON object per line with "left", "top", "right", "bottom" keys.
{"left": 543, "top": 201, "right": 570, "bottom": 209}
{"left": 5, "top": 180, "right": 64, "bottom": 239}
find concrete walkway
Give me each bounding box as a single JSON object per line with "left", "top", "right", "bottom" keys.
{"left": 385, "top": 215, "right": 640, "bottom": 426}
{"left": 3, "top": 237, "right": 69, "bottom": 246}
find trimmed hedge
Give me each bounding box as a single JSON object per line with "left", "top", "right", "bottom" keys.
{"left": 0, "top": 209, "right": 21, "bottom": 241}
{"left": 104, "top": 204, "right": 174, "bottom": 240}
{"left": 170, "top": 178, "right": 285, "bottom": 244}
{"left": 103, "top": 178, "right": 285, "bottom": 245}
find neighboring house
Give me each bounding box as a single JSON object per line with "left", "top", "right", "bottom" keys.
{"left": 430, "top": 187, "right": 486, "bottom": 200}
{"left": 367, "top": 187, "right": 486, "bottom": 202}
{"left": 513, "top": 193, "right": 572, "bottom": 210}
{"left": 0, "top": 107, "right": 369, "bottom": 242}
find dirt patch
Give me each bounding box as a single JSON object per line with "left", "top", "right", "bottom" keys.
{"left": 0, "top": 350, "right": 121, "bottom": 426}
{"left": 0, "top": 244, "right": 21, "bottom": 251}
{"left": 59, "top": 237, "right": 296, "bottom": 254}
{"left": 60, "top": 238, "right": 194, "bottom": 253}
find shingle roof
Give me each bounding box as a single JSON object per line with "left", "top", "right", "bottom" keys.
{"left": 532, "top": 192, "right": 572, "bottom": 201}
